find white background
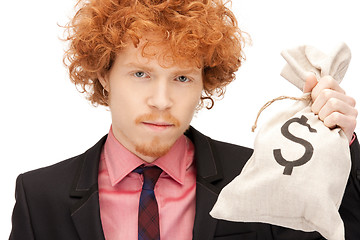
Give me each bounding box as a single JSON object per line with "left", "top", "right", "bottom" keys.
{"left": 1, "top": 0, "right": 359, "bottom": 237}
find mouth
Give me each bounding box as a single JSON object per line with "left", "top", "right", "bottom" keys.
{"left": 142, "top": 122, "right": 175, "bottom": 131}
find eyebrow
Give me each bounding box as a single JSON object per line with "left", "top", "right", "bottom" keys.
{"left": 173, "top": 68, "right": 202, "bottom": 76}
{"left": 125, "top": 63, "right": 154, "bottom": 73}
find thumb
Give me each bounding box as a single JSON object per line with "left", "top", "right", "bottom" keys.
{"left": 303, "top": 74, "right": 318, "bottom": 93}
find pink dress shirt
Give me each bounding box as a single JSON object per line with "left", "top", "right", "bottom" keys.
{"left": 98, "top": 127, "right": 196, "bottom": 240}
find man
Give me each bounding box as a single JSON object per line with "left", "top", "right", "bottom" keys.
{"left": 9, "top": 0, "right": 359, "bottom": 239}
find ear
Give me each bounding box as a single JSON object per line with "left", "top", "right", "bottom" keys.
{"left": 97, "top": 72, "right": 109, "bottom": 91}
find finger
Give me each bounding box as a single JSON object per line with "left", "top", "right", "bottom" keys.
{"left": 311, "top": 76, "right": 345, "bottom": 100}
{"left": 317, "top": 97, "right": 358, "bottom": 122}
{"left": 323, "top": 112, "right": 357, "bottom": 142}
{"left": 311, "top": 89, "right": 357, "bottom": 114}
{"left": 303, "top": 74, "right": 318, "bottom": 93}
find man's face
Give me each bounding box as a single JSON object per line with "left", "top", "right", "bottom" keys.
{"left": 99, "top": 42, "right": 203, "bottom": 162}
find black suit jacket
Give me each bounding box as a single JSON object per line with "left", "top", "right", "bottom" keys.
{"left": 9, "top": 127, "right": 360, "bottom": 240}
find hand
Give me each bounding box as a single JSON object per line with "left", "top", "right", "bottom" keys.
{"left": 303, "top": 75, "right": 358, "bottom": 142}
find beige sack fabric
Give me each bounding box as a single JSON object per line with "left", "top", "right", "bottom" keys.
{"left": 210, "top": 43, "right": 352, "bottom": 240}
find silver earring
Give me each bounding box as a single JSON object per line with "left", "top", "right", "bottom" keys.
{"left": 102, "top": 88, "right": 107, "bottom": 98}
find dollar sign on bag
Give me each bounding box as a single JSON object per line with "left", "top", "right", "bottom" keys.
{"left": 273, "top": 115, "right": 317, "bottom": 175}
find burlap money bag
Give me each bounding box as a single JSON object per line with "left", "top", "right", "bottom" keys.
{"left": 210, "top": 43, "right": 352, "bottom": 240}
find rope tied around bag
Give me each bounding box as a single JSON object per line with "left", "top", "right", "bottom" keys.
{"left": 251, "top": 94, "right": 312, "bottom": 132}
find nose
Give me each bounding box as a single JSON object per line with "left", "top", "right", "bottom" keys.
{"left": 147, "top": 79, "right": 173, "bottom": 111}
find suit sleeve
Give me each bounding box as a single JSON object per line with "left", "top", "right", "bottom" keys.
{"left": 339, "top": 134, "right": 360, "bottom": 239}
{"left": 9, "top": 174, "right": 35, "bottom": 240}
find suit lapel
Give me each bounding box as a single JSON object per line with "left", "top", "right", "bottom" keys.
{"left": 69, "top": 135, "right": 107, "bottom": 240}
{"left": 186, "top": 127, "right": 224, "bottom": 240}
{"left": 193, "top": 178, "right": 220, "bottom": 240}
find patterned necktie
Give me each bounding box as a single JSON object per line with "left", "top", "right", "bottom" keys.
{"left": 134, "top": 166, "right": 163, "bottom": 240}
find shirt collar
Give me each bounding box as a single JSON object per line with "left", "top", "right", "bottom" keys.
{"left": 103, "top": 126, "right": 194, "bottom": 186}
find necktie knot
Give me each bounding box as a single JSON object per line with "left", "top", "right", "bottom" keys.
{"left": 134, "top": 166, "right": 162, "bottom": 190}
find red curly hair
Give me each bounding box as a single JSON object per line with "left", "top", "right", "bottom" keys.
{"left": 64, "top": 0, "right": 247, "bottom": 108}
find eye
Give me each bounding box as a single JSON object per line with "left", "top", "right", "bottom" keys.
{"left": 133, "top": 71, "right": 148, "bottom": 78}
{"left": 176, "top": 75, "right": 190, "bottom": 82}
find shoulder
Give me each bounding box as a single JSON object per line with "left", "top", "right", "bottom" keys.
{"left": 16, "top": 153, "right": 84, "bottom": 204}
{"left": 20, "top": 153, "right": 83, "bottom": 184}
{"left": 208, "top": 138, "right": 253, "bottom": 184}
{"left": 187, "top": 125, "right": 253, "bottom": 163}
{"left": 209, "top": 137, "right": 253, "bottom": 160}
{"left": 16, "top": 135, "right": 107, "bottom": 199}
{"left": 186, "top": 126, "right": 253, "bottom": 186}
